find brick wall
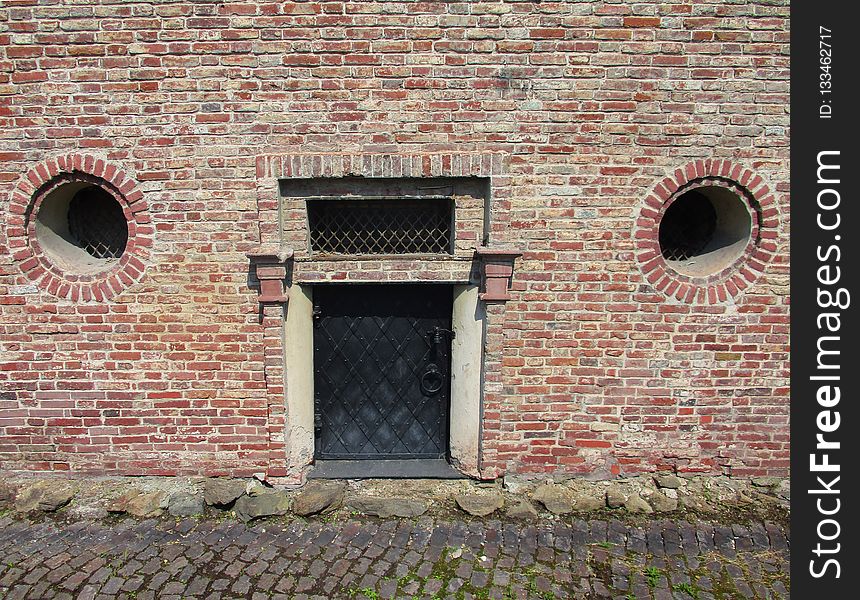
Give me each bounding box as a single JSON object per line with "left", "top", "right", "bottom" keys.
{"left": 0, "top": 1, "right": 789, "bottom": 478}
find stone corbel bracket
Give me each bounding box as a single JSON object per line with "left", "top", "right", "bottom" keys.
{"left": 475, "top": 247, "right": 522, "bottom": 302}
{"left": 247, "top": 248, "right": 294, "bottom": 304}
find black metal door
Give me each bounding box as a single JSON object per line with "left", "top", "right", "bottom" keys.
{"left": 313, "top": 285, "right": 453, "bottom": 460}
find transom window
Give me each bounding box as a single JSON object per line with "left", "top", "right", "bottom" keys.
{"left": 307, "top": 198, "right": 453, "bottom": 255}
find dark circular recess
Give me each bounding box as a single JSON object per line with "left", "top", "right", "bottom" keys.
{"left": 636, "top": 160, "right": 775, "bottom": 303}
{"left": 658, "top": 190, "right": 717, "bottom": 262}
{"left": 32, "top": 177, "right": 131, "bottom": 275}
{"left": 7, "top": 153, "right": 152, "bottom": 302}
{"left": 68, "top": 186, "right": 129, "bottom": 259}
{"left": 656, "top": 183, "right": 753, "bottom": 278}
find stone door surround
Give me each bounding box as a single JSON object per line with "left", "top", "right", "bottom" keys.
{"left": 247, "top": 153, "right": 519, "bottom": 483}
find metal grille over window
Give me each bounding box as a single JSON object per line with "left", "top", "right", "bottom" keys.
{"left": 307, "top": 198, "right": 453, "bottom": 255}
{"left": 67, "top": 186, "right": 129, "bottom": 259}
{"left": 658, "top": 191, "right": 717, "bottom": 262}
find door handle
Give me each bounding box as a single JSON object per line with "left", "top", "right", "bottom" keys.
{"left": 420, "top": 363, "right": 444, "bottom": 395}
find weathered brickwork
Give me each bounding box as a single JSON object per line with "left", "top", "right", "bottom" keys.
{"left": 0, "top": 1, "right": 790, "bottom": 479}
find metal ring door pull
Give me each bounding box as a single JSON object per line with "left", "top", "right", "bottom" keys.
{"left": 420, "top": 363, "right": 444, "bottom": 395}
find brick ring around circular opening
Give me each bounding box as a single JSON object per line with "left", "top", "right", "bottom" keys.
{"left": 635, "top": 160, "right": 778, "bottom": 304}
{"left": 6, "top": 154, "right": 152, "bottom": 302}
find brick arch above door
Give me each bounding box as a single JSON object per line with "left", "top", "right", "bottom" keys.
{"left": 254, "top": 152, "right": 512, "bottom": 250}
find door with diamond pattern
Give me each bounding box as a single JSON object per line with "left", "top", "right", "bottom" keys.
{"left": 313, "top": 285, "right": 453, "bottom": 460}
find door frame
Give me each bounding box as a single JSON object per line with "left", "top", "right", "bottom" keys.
{"left": 283, "top": 283, "right": 484, "bottom": 477}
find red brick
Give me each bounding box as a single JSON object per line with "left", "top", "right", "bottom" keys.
{"left": 624, "top": 17, "right": 662, "bottom": 28}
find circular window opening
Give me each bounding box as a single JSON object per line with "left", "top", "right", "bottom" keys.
{"left": 658, "top": 185, "right": 752, "bottom": 277}
{"left": 34, "top": 180, "right": 129, "bottom": 275}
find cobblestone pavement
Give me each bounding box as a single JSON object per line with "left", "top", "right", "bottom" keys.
{"left": 0, "top": 515, "right": 789, "bottom": 599}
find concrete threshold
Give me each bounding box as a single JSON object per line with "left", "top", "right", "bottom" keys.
{"left": 307, "top": 459, "right": 465, "bottom": 479}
